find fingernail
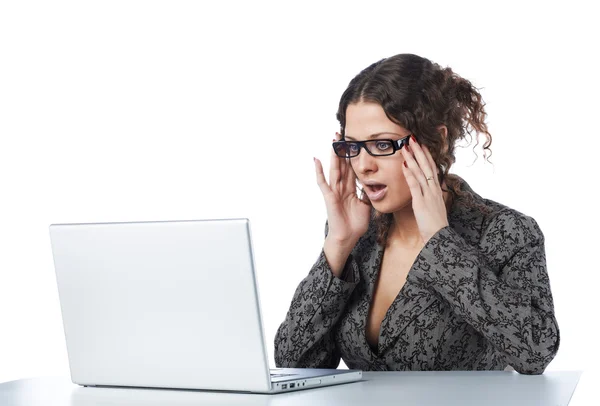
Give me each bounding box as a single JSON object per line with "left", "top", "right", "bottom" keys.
{"left": 403, "top": 161, "right": 408, "bottom": 168}
{"left": 411, "top": 135, "right": 417, "bottom": 144}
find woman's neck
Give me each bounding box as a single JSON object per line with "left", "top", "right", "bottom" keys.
{"left": 389, "top": 208, "right": 423, "bottom": 250}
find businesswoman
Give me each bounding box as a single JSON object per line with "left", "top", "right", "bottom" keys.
{"left": 274, "top": 53, "right": 560, "bottom": 375}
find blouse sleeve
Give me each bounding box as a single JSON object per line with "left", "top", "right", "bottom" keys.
{"left": 274, "top": 221, "right": 360, "bottom": 368}
{"left": 406, "top": 209, "right": 560, "bottom": 375}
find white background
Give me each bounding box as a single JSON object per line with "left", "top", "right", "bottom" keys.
{"left": 1, "top": 0, "right": 598, "bottom": 402}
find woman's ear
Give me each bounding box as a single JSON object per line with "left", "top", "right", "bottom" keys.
{"left": 437, "top": 125, "right": 448, "bottom": 154}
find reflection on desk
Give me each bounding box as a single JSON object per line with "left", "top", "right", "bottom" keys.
{"left": 0, "top": 371, "right": 582, "bottom": 406}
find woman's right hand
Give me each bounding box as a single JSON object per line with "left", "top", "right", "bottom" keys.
{"left": 314, "top": 132, "right": 372, "bottom": 249}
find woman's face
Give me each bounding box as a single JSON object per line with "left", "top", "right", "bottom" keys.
{"left": 344, "top": 101, "right": 413, "bottom": 214}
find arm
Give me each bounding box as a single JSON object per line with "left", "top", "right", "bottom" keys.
{"left": 407, "top": 210, "right": 560, "bottom": 375}
{"left": 274, "top": 221, "right": 361, "bottom": 368}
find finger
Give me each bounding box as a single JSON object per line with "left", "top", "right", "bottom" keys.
{"left": 341, "top": 152, "right": 356, "bottom": 193}
{"left": 342, "top": 161, "right": 355, "bottom": 194}
{"left": 401, "top": 142, "right": 427, "bottom": 194}
{"left": 335, "top": 132, "right": 355, "bottom": 195}
{"left": 422, "top": 145, "right": 440, "bottom": 187}
{"left": 404, "top": 136, "right": 433, "bottom": 193}
{"left": 402, "top": 154, "right": 424, "bottom": 199}
{"left": 329, "top": 133, "right": 342, "bottom": 186}
{"left": 314, "top": 157, "right": 333, "bottom": 198}
{"left": 336, "top": 134, "right": 348, "bottom": 187}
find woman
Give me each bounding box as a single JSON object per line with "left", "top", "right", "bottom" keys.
{"left": 273, "top": 53, "right": 559, "bottom": 375}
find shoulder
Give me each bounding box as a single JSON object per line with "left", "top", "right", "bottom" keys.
{"left": 479, "top": 198, "right": 544, "bottom": 247}
{"left": 461, "top": 197, "right": 546, "bottom": 270}
{"left": 447, "top": 176, "right": 545, "bottom": 267}
{"left": 448, "top": 175, "right": 544, "bottom": 248}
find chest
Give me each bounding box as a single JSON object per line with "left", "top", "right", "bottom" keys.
{"left": 365, "top": 245, "right": 421, "bottom": 349}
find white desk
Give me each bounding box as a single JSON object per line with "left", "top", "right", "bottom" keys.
{"left": 0, "top": 371, "right": 583, "bottom": 406}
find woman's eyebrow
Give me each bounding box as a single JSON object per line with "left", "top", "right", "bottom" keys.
{"left": 344, "top": 132, "right": 404, "bottom": 140}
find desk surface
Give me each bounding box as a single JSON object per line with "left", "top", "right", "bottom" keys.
{"left": 0, "top": 371, "right": 583, "bottom": 406}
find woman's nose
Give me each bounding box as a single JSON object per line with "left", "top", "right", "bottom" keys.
{"left": 353, "top": 148, "right": 377, "bottom": 174}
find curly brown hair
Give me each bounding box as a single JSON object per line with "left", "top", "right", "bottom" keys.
{"left": 335, "top": 53, "right": 494, "bottom": 245}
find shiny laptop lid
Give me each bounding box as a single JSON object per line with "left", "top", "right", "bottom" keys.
{"left": 49, "top": 218, "right": 272, "bottom": 392}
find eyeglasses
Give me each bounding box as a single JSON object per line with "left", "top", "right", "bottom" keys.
{"left": 332, "top": 134, "right": 412, "bottom": 158}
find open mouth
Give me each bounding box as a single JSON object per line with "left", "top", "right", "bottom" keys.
{"left": 364, "top": 183, "right": 387, "bottom": 201}
{"left": 366, "top": 184, "right": 386, "bottom": 193}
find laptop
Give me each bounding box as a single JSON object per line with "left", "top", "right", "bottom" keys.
{"left": 49, "top": 218, "right": 362, "bottom": 393}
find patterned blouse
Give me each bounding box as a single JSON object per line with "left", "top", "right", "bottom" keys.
{"left": 274, "top": 175, "right": 559, "bottom": 375}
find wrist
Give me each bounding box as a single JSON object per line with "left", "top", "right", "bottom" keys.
{"left": 324, "top": 235, "right": 358, "bottom": 252}
{"left": 422, "top": 224, "right": 450, "bottom": 245}
{"left": 323, "top": 237, "right": 357, "bottom": 279}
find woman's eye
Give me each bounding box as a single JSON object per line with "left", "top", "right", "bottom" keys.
{"left": 376, "top": 142, "right": 391, "bottom": 150}
{"left": 349, "top": 144, "right": 359, "bottom": 152}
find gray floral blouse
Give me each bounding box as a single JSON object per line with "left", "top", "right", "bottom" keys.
{"left": 274, "top": 175, "right": 559, "bottom": 375}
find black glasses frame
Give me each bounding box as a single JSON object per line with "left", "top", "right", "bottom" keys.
{"left": 332, "top": 134, "right": 413, "bottom": 158}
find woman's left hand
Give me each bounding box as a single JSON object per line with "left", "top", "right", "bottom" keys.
{"left": 401, "top": 135, "right": 450, "bottom": 245}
